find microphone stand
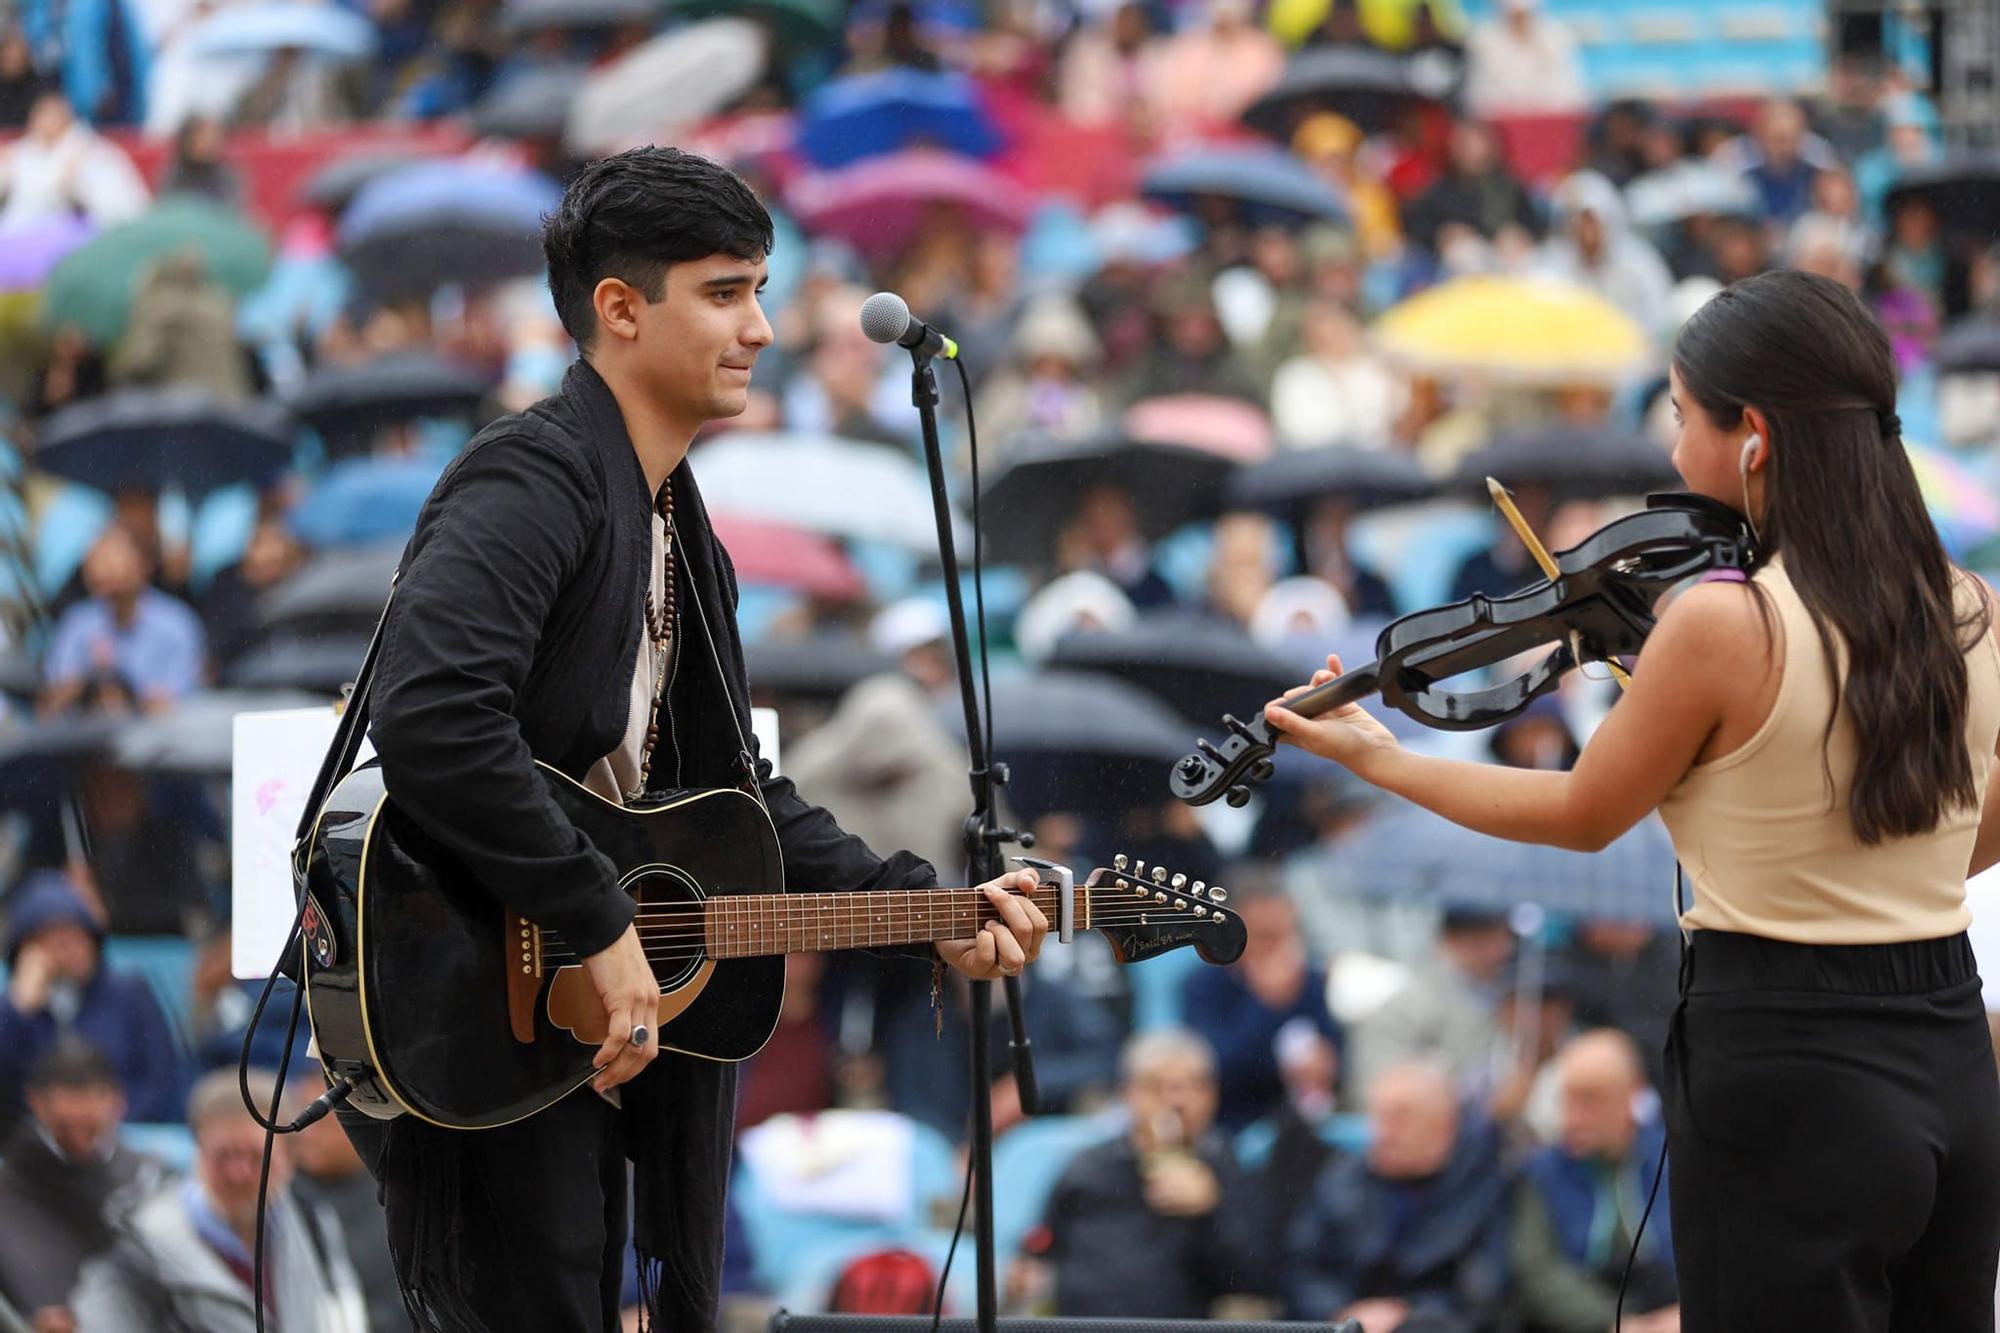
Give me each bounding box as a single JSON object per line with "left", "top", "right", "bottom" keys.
{"left": 907, "top": 347, "right": 1038, "bottom": 1333}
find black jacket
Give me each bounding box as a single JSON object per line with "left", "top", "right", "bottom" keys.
{"left": 368, "top": 357, "right": 940, "bottom": 1327}
{"left": 371, "top": 357, "right": 940, "bottom": 955}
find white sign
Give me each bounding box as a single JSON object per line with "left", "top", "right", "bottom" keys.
{"left": 232, "top": 706, "right": 783, "bottom": 980}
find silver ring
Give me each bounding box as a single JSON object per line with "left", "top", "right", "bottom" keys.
{"left": 630, "top": 1024, "right": 650, "bottom": 1047}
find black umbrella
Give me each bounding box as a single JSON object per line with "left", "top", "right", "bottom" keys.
{"left": 1225, "top": 447, "right": 1434, "bottom": 524}
{"left": 259, "top": 544, "right": 401, "bottom": 635}
{"left": 469, "top": 63, "right": 587, "bottom": 140}
{"left": 1884, "top": 155, "right": 2000, "bottom": 245}
{"left": 299, "top": 151, "right": 442, "bottom": 214}
{"left": 502, "top": 0, "right": 655, "bottom": 30}
{"left": 979, "top": 433, "right": 1236, "bottom": 567}
{"left": 33, "top": 389, "right": 295, "bottom": 497}
{"left": 286, "top": 352, "right": 492, "bottom": 456}
{"left": 745, "top": 633, "right": 895, "bottom": 701}
{"left": 1936, "top": 318, "right": 2000, "bottom": 376}
{"left": 0, "top": 645, "right": 37, "bottom": 701}
{"left": 1242, "top": 46, "right": 1456, "bottom": 140}
{"left": 1450, "top": 426, "right": 1680, "bottom": 499}
{"left": 1048, "top": 614, "right": 1298, "bottom": 727}
{"left": 0, "top": 712, "right": 119, "bottom": 816}
{"left": 222, "top": 633, "right": 368, "bottom": 696}
{"left": 114, "top": 688, "right": 328, "bottom": 775}
{"left": 948, "top": 669, "right": 1190, "bottom": 818}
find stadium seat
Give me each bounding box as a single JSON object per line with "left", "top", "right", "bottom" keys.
{"left": 103, "top": 935, "right": 197, "bottom": 1063}
{"left": 120, "top": 1121, "right": 195, "bottom": 1171}
{"left": 989, "top": 1111, "right": 1123, "bottom": 1259}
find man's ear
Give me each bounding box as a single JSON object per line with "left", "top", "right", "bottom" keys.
{"left": 591, "top": 276, "right": 644, "bottom": 345}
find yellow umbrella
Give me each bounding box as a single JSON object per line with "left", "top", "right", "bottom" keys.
{"left": 1371, "top": 275, "right": 1655, "bottom": 385}
{"left": 1268, "top": 0, "right": 1468, "bottom": 50}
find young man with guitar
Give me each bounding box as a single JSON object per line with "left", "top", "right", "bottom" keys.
{"left": 337, "top": 147, "right": 1048, "bottom": 1332}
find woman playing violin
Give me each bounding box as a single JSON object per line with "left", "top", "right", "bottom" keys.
{"left": 1268, "top": 269, "right": 2000, "bottom": 1332}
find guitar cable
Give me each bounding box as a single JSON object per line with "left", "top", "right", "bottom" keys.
{"left": 930, "top": 353, "right": 999, "bottom": 1332}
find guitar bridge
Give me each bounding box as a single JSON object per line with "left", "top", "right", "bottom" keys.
{"left": 505, "top": 912, "right": 540, "bottom": 1044}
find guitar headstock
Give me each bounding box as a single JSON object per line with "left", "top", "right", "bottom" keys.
{"left": 1081, "top": 855, "right": 1245, "bottom": 967}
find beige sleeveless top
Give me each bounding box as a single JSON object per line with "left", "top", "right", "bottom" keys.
{"left": 1658, "top": 554, "right": 2000, "bottom": 944}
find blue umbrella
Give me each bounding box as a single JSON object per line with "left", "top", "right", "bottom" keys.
{"left": 338, "top": 161, "right": 563, "bottom": 297}
{"left": 34, "top": 389, "right": 296, "bottom": 498}
{"left": 796, "top": 68, "right": 1001, "bottom": 168}
{"left": 185, "top": 2, "right": 378, "bottom": 60}
{"left": 1141, "top": 147, "right": 1347, "bottom": 226}
{"left": 288, "top": 455, "right": 446, "bottom": 549}
{"left": 1340, "top": 802, "right": 1681, "bottom": 924}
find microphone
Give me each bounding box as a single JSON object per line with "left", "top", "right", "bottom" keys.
{"left": 860, "top": 291, "right": 958, "bottom": 361}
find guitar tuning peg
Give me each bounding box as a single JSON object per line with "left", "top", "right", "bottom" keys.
{"left": 1113, "top": 853, "right": 1128, "bottom": 871}
{"left": 1170, "top": 874, "right": 1187, "bottom": 891}
{"left": 1208, "top": 885, "right": 1229, "bottom": 904}
{"left": 1226, "top": 786, "right": 1250, "bottom": 808}
{"left": 1133, "top": 859, "right": 1148, "bottom": 878}
{"left": 1191, "top": 881, "right": 1206, "bottom": 896}
{"left": 1150, "top": 866, "right": 1168, "bottom": 886}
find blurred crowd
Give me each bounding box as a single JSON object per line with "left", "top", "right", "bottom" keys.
{"left": 1, "top": 0, "right": 1999, "bottom": 1328}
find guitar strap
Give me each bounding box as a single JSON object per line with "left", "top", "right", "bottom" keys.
{"left": 289, "top": 572, "right": 397, "bottom": 901}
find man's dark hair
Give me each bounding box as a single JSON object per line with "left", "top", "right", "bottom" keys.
{"left": 26, "top": 1036, "right": 122, "bottom": 1095}
{"left": 542, "top": 147, "right": 774, "bottom": 352}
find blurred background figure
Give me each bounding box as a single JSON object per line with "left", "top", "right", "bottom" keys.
{"left": 0, "top": 1040, "right": 168, "bottom": 1333}
{"left": 69, "top": 1069, "right": 366, "bottom": 1332}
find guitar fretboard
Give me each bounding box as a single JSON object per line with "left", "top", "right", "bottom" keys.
{"left": 698, "top": 886, "right": 1071, "bottom": 959}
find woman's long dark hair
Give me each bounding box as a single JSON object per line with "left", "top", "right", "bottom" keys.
{"left": 1673, "top": 269, "right": 1990, "bottom": 845}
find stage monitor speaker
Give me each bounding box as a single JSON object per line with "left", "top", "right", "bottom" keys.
{"left": 769, "top": 1317, "right": 1363, "bottom": 1333}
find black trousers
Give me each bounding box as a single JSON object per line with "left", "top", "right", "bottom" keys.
{"left": 1665, "top": 930, "right": 2000, "bottom": 1333}
{"left": 340, "top": 1087, "right": 628, "bottom": 1333}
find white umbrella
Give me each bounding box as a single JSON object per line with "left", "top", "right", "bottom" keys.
{"left": 564, "top": 18, "right": 767, "bottom": 157}
{"left": 689, "top": 431, "right": 964, "bottom": 554}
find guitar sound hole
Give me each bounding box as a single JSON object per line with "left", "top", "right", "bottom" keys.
{"left": 621, "top": 864, "right": 708, "bottom": 992}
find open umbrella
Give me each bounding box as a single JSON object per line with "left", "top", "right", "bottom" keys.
{"left": 1242, "top": 46, "right": 1453, "bottom": 140}
{"left": 1372, "top": 275, "right": 1653, "bottom": 386}
{"left": 1122, "top": 395, "right": 1275, "bottom": 464}
{"left": 1884, "top": 155, "right": 2000, "bottom": 245}
{"left": 1450, "top": 426, "right": 1679, "bottom": 499}
{"left": 666, "top": 0, "right": 842, "bottom": 50}
{"left": 286, "top": 351, "right": 491, "bottom": 455}
{"left": 1342, "top": 803, "right": 1680, "bottom": 924}
{"left": 114, "top": 688, "right": 327, "bottom": 775}
{"left": 745, "top": 632, "right": 894, "bottom": 700}
{"left": 299, "top": 150, "right": 445, "bottom": 214}
{"left": 1226, "top": 447, "right": 1434, "bottom": 523}
{"left": 33, "top": 389, "right": 295, "bottom": 497}
{"left": 565, "top": 20, "right": 767, "bottom": 157}
{"left": 288, "top": 457, "right": 445, "bottom": 550}
{"left": 978, "top": 432, "right": 1236, "bottom": 567}
{"left": 338, "top": 161, "right": 564, "bottom": 297}
{"left": 259, "top": 543, "right": 401, "bottom": 634}
{"left": 185, "top": 2, "right": 376, "bottom": 59}
{"left": 1936, "top": 318, "right": 2000, "bottom": 376}
{"left": 0, "top": 215, "right": 93, "bottom": 293}
{"left": 469, "top": 64, "right": 587, "bottom": 140}
{"left": 953, "top": 669, "right": 1190, "bottom": 818}
{"left": 797, "top": 68, "right": 1001, "bottom": 168}
{"left": 1049, "top": 614, "right": 1298, "bottom": 726}
{"left": 43, "top": 199, "right": 272, "bottom": 346}
{"left": 712, "top": 512, "right": 867, "bottom": 600}
{"left": 1905, "top": 440, "right": 2000, "bottom": 559}
{"left": 786, "top": 150, "right": 1031, "bottom": 258}
{"left": 689, "top": 431, "right": 966, "bottom": 554}
{"left": 223, "top": 632, "right": 369, "bottom": 695}
{"left": 502, "top": 0, "right": 656, "bottom": 30}
{"left": 1141, "top": 146, "right": 1347, "bottom": 227}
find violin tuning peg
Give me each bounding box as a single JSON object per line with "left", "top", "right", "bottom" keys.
{"left": 1250, "top": 759, "right": 1276, "bottom": 782}
{"left": 1222, "top": 713, "right": 1255, "bottom": 740}
{"left": 1225, "top": 786, "right": 1250, "bottom": 808}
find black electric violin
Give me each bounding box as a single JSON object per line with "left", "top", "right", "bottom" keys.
{"left": 1171, "top": 493, "right": 1759, "bottom": 808}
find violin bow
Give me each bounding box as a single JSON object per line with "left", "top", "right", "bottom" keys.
{"left": 1485, "top": 477, "right": 1632, "bottom": 691}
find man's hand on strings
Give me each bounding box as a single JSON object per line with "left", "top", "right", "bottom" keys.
{"left": 936, "top": 869, "right": 1047, "bottom": 979}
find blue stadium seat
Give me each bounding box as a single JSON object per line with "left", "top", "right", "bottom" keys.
{"left": 102, "top": 935, "right": 197, "bottom": 1062}
{"left": 990, "top": 1111, "right": 1123, "bottom": 1260}
{"left": 1125, "top": 944, "right": 1203, "bottom": 1032}
{"left": 120, "top": 1121, "right": 195, "bottom": 1171}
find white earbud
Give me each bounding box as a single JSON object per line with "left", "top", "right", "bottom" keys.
{"left": 1739, "top": 433, "right": 1763, "bottom": 474}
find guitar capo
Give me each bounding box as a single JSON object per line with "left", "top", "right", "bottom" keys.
{"left": 1011, "top": 856, "right": 1075, "bottom": 944}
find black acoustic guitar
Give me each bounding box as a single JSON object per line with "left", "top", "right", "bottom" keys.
{"left": 298, "top": 761, "right": 1245, "bottom": 1130}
